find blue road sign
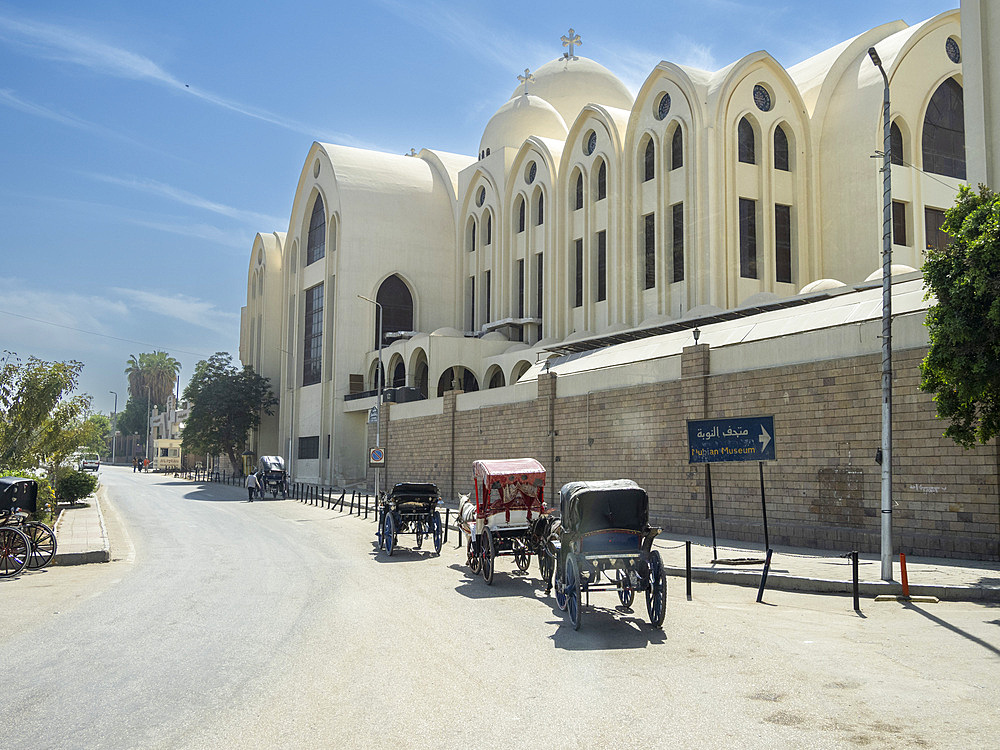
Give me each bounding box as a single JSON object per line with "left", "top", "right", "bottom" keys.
{"left": 687, "top": 416, "right": 776, "bottom": 464}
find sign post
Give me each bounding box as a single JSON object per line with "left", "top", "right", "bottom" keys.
{"left": 687, "top": 416, "right": 776, "bottom": 561}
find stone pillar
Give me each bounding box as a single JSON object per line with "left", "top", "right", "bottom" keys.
{"left": 962, "top": 0, "right": 999, "bottom": 188}
{"left": 444, "top": 390, "right": 460, "bottom": 502}
{"left": 681, "top": 343, "right": 710, "bottom": 420}
{"left": 537, "top": 372, "right": 557, "bottom": 490}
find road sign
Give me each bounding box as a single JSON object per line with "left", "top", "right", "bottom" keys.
{"left": 367, "top": 406, "right": 379, "bottom": 424}
{"left": 369, "top": 446, "right": 385, "bottom": 467}
{"left": 687, "top": 416, "right": 775, "bottom": 464}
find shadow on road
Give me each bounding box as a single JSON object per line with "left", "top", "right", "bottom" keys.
{"left": 546, "top": 601, "right": 668, "bottom": 650}
{"left": 903, "top": 601, "right": 1000, "bottom": 657}
{"left": 448, "top": 563, "right": 550, "bottom": 600}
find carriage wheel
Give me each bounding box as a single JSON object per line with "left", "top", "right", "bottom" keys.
{"left": 431, "top": 512, "right": 443, "bottom": 555}
{"left": 616, "top": 568, "right": 635, "bottom": 608}
{"left": 481, "top": 528, "right": 495, "bottom": 585}
{"left": 467, "top": 534, "right": 481, "bottom": 574}
{"left": 645, "top": 550, "right": 666, "bottom": 628}
{"left": 375, "top": 508, "right": 384, "bottom": 549}
{"left": 24, "top": 522, "right": 56, "bottom": 570}
{"left": 566, "top": 554, "right": 582, "bottom": 630}
{"left": 514, "top": 550, "right": 530, "bottom": 573}
{"left": 538, "top": 550, "right": 554, "bottom": 594}
{"left": 0, "top": 527, "right": 30, "bottom": 578}
{"left": 415, "top": 525, "right": 424, "bottom": 550}
{"left": 554, "top": 552, "right": 568, "bottom": 610}
{"left": 384, "top": 512, "right": 397, "bottom": 557}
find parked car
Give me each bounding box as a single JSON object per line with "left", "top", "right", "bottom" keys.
{"left": 79, "top": 453, "right": 100, "bottom": 472}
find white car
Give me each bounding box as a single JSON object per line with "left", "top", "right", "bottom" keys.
{"left": 79, "top": 453, "right": 100, "bottom": 472}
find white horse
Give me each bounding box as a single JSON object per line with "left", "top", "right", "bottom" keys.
{"left": 457, "top": 493, "right": 476, "bottom": 536}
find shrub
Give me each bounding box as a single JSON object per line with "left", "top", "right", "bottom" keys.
{"left": 56, "top": 469, "right": 98, "bottom": 503}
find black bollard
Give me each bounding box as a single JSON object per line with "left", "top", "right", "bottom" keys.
{"left": 756, "top": 548, "right": 774, "bottom": 603}
{"left": 444, "top": 507, "right": 450, "bottom": 545}
{"left": 851, "top": 550, "right": 860, "bottom": 612}
{"left": 686, "top": 540, "right": 692, "bottom": 600}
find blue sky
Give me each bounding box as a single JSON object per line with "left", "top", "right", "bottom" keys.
{"left": 0, "top": 0, "right": 955, "bottom": 416}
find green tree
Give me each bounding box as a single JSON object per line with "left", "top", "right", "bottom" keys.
{"left": 920, "top": 184, "right": 1000, "bottom": 447}
{"left": 116, "top": 396, "right": 149, "bottom": 440}
{"left": 0, "top": 352, "right": 91, "bottom": 469}
{"left": 125, "top": 351, "right": 181, "bottom": 409}
{"left": 82, "top": 413, "right": 111, "bottom": 454}
{"left": 181, "top": 353, "right": 276, "bottom": 472}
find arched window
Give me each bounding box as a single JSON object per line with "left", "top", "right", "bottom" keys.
{"left": 486, "top": 212, "right": 492, "bottom": 244}
{"left": 462, "top": 369, "right": 479, "bottom": 393}
{"left": 375, "top": 274, "right": 413, "bottom": 348}
{"left": 596, "top": 160, "right": 607, "bottom": 201}
{"left": 574, "top": 172, "right": 584, "bottom": 210}
{"left": 643, "top": 138, "right": 655, "bottom": 182}
{"left": 466, "top": 217, "right": 476, "bottom": 253}
{"left": 890, "top": 121, "right": 904, "bottom": 166}
{"left": 671, "top": 126, "right": 683, "bottom": 170}
{"left": 517, "top": 197, "right": 525, "bottom": 233}
{"left": 536, "top": 192, "right": 544, "bottom": 225}
{"left": 774, "top": 125, "right": 789, "bottom": 171}
{"left": 391, "top": 361, "right": 405, "bottom": 388}
{"left": 487, "top": 368, "right": 505, "bottom": 389}
{"left": 306, "top": 195, "right": 325, "bottom": 265}
{"left": 414, "top": 360, "right": 428, "bottom": 398}
{"left": 437, "top": 369, "right": 455, "bottom": 397}
{"left": 738, "top": 117, "right": 756, "bottom": 164}
{"left": 922, "top": 78, "right": 966, "bottom": 179}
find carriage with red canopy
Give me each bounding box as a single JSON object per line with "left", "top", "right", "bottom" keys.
{"left": 461, "top": 458, "right": 556, "bottom": 586}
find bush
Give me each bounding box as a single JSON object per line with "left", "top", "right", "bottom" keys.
{"left": 0, "top": 469, "right": 56, "bottom": 524}
{"left": 56, "top": 469, "right": 98, "bottom": 503}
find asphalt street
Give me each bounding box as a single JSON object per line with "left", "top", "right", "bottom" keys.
{"left": 1, "top": 466, "right": 998, "bottom": 749}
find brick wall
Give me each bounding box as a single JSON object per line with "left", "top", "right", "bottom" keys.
{"left": 372, "top": 344, "right": 999, "bottom": 560}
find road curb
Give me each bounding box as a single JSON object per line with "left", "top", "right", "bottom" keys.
{"left": 52, "top": 487, "right": 111, "bottom": 566}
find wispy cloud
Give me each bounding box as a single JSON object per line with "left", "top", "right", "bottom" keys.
{"left": 112, "top": 287, "right": 241, "bottom": 337}
{"left": 89, "top": 173, "right": 284, "bottom": 228}
{"left": 123, "top": 218, "right": 251, "bottom": 251}
{"left": 0, "top": 12, "right": 372, "bottom": 148}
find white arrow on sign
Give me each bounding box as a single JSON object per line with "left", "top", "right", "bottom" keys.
{"left": 759, "top": 424, "right": 772, "bottom": 452}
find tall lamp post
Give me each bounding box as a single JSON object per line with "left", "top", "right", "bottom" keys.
{"left": 109, "top": 391, "right": 118, "bottom": 466}
{"left": 358, "top": 295, "right": 384, "bottom": 499}
{"left": 869, "top": 46, "right": 894, "bottom": 582}
{"left": 145, "top": 384, "right": 152, "bottom": 467}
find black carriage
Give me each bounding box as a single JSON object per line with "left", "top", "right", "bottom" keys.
{"left": 1, "top": 476, "right": 56, "bottom": 576}
{"left": 553, "top": 480, "right": 666, "bottom": 630}
{"left": 256, "top": 456, "right": 288, "bottom": 499}
{"left": 376, "top": 482, "right": 443, "bottom": 556}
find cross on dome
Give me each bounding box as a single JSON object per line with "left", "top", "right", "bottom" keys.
{"left": 561, "top": 28, "right": 582, "bottom": 59}
{"left": 517, "top": 68, "right": 535, "bottom": 92}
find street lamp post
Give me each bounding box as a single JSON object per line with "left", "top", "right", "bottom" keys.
{"left": 358, "top": 295, "right": 384, "bottom": 499}
{"left": 145, "top": 384, "right": 152, "bottom": 467}
{"left": 109, "top": 391, "right": 118, "bottom": 465}
{"left": 869, "top": 46, "right": 894, "bottom": 582}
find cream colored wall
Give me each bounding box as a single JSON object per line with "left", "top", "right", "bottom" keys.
{"left": 962, "top": 0, "right": 998, "bottom": 189}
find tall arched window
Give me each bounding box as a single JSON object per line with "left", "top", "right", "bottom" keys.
{"left": 922, "top": 78, "right": 966, "bottom": 179}
{"left": 375, "top": 274, "right": 413, "bottom": 348}
{"left": 671, "top": 126, "right": 683, "bottom": 170}
{"left": 536, "top": 191, "right": 544, "bottom": 225}
{"left": 774, "top": 125, "right": 789, "bottom": 171}
{"left": 391, "top": 361, "right": 405, "bottom": 388}
{"left": 738, "top": 117, "right": 756, "bottom": 164}
{"left": 596, "top": 160, "right": 607, "bottom": 201}
{"left": 486, "top": 212, "right": 492, "bottom": 244}
{"left": 890, "top": 121, "right": 904, "bottom": 166}
{"left": 466, "top": 217, "right": 477, "bottom": 253}
{"left": 517, "top": 197, "right": 526, "bottom": 232}
{"left": 643, "top": 138, "right": 655, "bottom": 182}
{"left": 574, "top": 172, "right": 583, "bottom": 210}
{"left": 306, "top": 195, "right": 325, "bottom": 265}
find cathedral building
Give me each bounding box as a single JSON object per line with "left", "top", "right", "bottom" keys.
{"left": 241, "top": 8, "right": 978, "bottom": 491}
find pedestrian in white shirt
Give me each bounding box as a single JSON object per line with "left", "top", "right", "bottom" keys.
{"left": 246, "top": 472, "right": 259, "bottom": 502}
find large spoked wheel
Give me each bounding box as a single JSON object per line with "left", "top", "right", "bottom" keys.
{"left": 415, "top": 523, "right": 423, "bottom": 550}
{"left": 566, "top": 554, "right": 582, "bottom": 630}
{"left": 514, "top": 545, "right": 530, "bottom": 574}
{"left": 431, "top": 512, "right": 443, "bottom": 555}
{"left": 467, "top": 534, "right": 481, "bottom": 575}
{"left": 554, "top": 552, "right": 568, "bottom": 610}
{"left": 616, "top": 568, "right": 635, "bottom": 608}
{"left": 538, "top": 549, "right": 554, "bottom": 593}
{"left": 645, "top": 550, "right": 666, "bottom": 628}
{"left": 25, "top": 522, "right": 56, "bottom": 570}
{"left": 384, "top": 512, "right": 397, "bottom": 557}
{"left": 0, "top": 527, "right": 30, "bottom": 578}
{"left": 481, "top": 528, "right": 495, "bottom": 585}
{"left": 376, "top": 508, "right": 384, "bottom": 549}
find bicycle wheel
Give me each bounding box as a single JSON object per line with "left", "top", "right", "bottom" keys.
{"left": 0, "top": 527, "right": 30, "bottom": 577}
{"left": 24, "top": 521, "right": 56, "bottom": 570}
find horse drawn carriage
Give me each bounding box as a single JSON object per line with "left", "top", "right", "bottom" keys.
{"left": 460, "top": 458, "right": 556, "bottom": 586}
{"left": 0, "top": 476, "right": 57, "bottom": 577}
{"left": 376, "top": 482, "right": 443, "bottom": 556}
{"left": 553, "top": 480, "right": 666, "bottom": 630}
{"left": 256, "top": 456, "right": 288, "bottom": 499}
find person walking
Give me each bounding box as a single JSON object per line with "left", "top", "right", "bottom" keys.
{"left": 246, "top": 472, "right": 258, "bottom": 502}
{"left": 132, "top": 457, "right": 137, "bottom": 473}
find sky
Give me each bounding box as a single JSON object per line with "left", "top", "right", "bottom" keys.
{"left": 0, "top": 0, "right": 957, "bottom": 417}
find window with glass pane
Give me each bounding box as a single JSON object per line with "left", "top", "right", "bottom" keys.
{"left": 597, "top": 161, "right": 607, "bottom": 201}
{"left": 517, "top": 198, "right": 525, "bottom": 232}
{"left": 536, "top": 192, "right": 544, "bottom": 225}
{"left": 672, "top": 203, "right": 684, "bottom": 283}
{"left": 925, "top": 207, "right": 949, "bottom": 252}
{"left": 517, "top": 260, "right": 524, "bottom": 318}
{"left": 738, "top": 118, "right": 756, "bottom": 165}
{"left": 892, "top": 201, "right": 908, "bottom": 246}
{"left": 774, "top": 125, "right": 789, "bottom": 171}
{"left": 536, "top": 253, "right": 543, "bottom": 338}
{"left": 644, "top": 139, "right": 654, "bottom": 182}
{"left": 302, "top": 283, "right": 323, "bottom": 385}
{"left": 298, "top": 436, "right": 319, "bottom": 460}
{"left": 574, "top": 238, "right": 583, "bottom": 307}
{"left": 922, "top": 78, "right": 966, "bottom": 179}
{"left": 739, "top": 198, "right": 757, "bottom": 278}
{"left": 644, "top": 213, "right": 655, "bottom": 290}
{"left": 890, "top": 122, "right": 904, "bottom": 166}
{"left": 775, "top": 204, "right": 792, "bottom": 283}
{"left": 485, "top": 270, "right": 491, "bottom": 323}
{"left": 575, "top": 173, "right": 583, "bottom": 210}
{"left": 306, "top": 196, "right": 325, "bottom": 265}
{"left": 671, "top": 127, "right": 683, "bottom": 170}
{"left": 597, "top": 231, "right": 607, "bottom": 302}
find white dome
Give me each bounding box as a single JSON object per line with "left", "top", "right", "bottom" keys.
{"left": 864, "top": 264, "right": 918, "bottom": 282}
{"left": 511, "top": 56, "right": 634, "bottom": 126}
{"left": 480, "top": 94, "right": 568, "bottom": 155}
{"left": 799, "top": 278, "right": 846, "bottom": 294}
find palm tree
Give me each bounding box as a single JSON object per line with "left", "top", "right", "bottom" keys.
{"left": 125, "top": 351, "right": 181, "bottom": 408}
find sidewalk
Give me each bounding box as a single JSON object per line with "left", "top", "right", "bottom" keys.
{"left": 52, "top": 488, "right": 110, "bottom": 565}
{"left": 49, "top": 488, "right": 1000, "bottom": 602}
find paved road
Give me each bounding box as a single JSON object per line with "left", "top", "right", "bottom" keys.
{"left": 2, "top": 466, "right": 999, "bottom": 749}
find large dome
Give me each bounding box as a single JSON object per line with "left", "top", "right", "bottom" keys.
{"left": 511, "top": 56, "right": 634, "bottom": 126}
{"left": 479, "top": 93, "right": 569, "bottom": 155}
